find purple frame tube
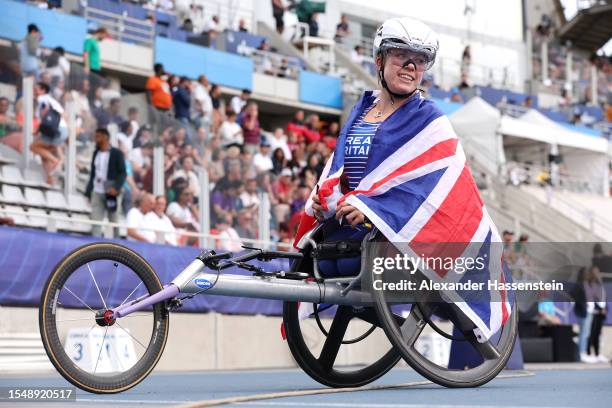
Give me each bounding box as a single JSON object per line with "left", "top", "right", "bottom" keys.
{"left": 112, "top": 284, "right": 179, "bottom": 318}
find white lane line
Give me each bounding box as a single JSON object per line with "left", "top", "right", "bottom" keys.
{"left": 175, "top": 371, "right": 534, "bottom": 408}
{"left": 235, "top": 403, "right": 570, "bottom": 408}
{"left": 77, "top": 398, "right": 190, "bottom": 405}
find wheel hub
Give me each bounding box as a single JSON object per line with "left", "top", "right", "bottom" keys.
{"left": 95, "top": 309, "right": 116, "bottom": 327}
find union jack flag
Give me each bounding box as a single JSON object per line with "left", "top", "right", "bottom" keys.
{"left": 294, "top": 91, "right": 512, "bottom": 342}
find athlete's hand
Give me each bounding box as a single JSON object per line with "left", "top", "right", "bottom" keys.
{"left": 335, "top": 202, "right": 365, "bottom": 227}
{"left": 311, "top": 192, "right": 325, "bottom": 221}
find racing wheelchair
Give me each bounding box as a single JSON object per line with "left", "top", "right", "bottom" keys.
{"left": 38, "top": 224, "right": 517, "bottom": 394}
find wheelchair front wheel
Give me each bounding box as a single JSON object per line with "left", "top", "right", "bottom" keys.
{"left": 39, "top": 243, "right": 169, "bottom": 394}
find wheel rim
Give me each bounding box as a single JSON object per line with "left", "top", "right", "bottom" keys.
{"left": 373, "top": 295, "right": 517, "bottom": 387}
{"left": 283, "top": 301, "right": 400, "bottom": 388}
{"left": 40, "top": 244, "right": 168, "bottom": 393}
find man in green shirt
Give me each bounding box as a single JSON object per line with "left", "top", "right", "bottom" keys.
{"left": 83, "top": 27, "right": 107, "bottom": 74}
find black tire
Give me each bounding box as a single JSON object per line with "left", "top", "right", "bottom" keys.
{"left": 283, "top": 301, "right": 401, "bottom": 388}
{"left": 39, "top": 243, "right": 169, "bottom": 394}
{"left": 373, "top": 295, "right": 518, "bottom": 388}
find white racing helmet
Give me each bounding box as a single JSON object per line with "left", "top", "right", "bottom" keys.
{"left": 373, "top": 17, "right": 439, "bottom": 71}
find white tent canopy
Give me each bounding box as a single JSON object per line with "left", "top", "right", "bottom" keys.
{"left": 449, "top": 97, "right": 610, "bottom": 195}
{"left": 449, "top": 97, "right": 505, "bottom": 175}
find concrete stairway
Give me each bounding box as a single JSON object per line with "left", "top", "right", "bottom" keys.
{"left": 0, "top": 333, "right": 52, "bottom": 372}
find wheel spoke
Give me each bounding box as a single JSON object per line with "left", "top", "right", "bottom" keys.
{"left": 63, "top": 286, "right": 95, "bottom": 313}
{"left": 399, "top": 305, "right": 429, "bottom": 348}
{"left": 57, "top": 317, "right": 95, "bottom": 323}
{"left": 105, "top": 263, "right": 119, "bottom": 306}
{"left": 115, "top": 321, "right": 148, "bottom": 350}
{"left": 93, "top": 326, "right": 108, "bottom": 374}
{"left": 118, "top": 281, "right": 143, "bottom": 308}
{"left": 87, "top": 263, "right": 107, "bottom": 310}
{"left": 317, "top": 306, "right": 353, "bottom": 370}
{"left": 469, "top": 336, "right": 501, "bottom": 360}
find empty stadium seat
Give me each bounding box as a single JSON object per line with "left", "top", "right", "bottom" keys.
{"left": 69, "top": 213, "right": 93, "bottom": 234}
{"left": 1, "top": 205, "right": 28, "bottom": 226}
{"left": 1, "top": 185, "right": 26, "bottom": 205}
{"left": 46, "top": 190, "right": 68, "bottom": 210}
{"left": 67, "top": 193, "right": 92, "bottom": 213}
{"left": 23, "top": 168, "right": 49, "bottom": 188}
{"left": 49, "top": 211, "right": 74, "bottom": 232}
{"left": 0, "top": 165, "right": 25, "bottom": 185}
{"left": 24, "top": 188, "right": 47, "bottom": 208}
{"left": 26, "top": 208, "right": 48, "bottom": 229}
{"left": 0, "top": 144, "right": 20, "bottom": 164}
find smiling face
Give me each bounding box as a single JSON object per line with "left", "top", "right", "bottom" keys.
{"left": 377, "top": 48, "right": 425, "bottom": 96}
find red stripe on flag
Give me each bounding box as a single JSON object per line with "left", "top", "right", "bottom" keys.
{"left": 293, "top": 212, "right": 317, "bottom": 248}
{"left": 339, "top": 138, "right": 458, "bottom": 204}
{"left": 411, "top": 164, "right": 484, "bottom": 277}
{"left": 319, "top": 177, "right": 341, "bottom": 211}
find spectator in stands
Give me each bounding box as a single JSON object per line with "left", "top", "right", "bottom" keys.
{"left": 212, "top": 181, "right": 242, "bottom": 226}
{"left": 502, "top": 230, "right": 517, "bottom": 266}
{"left": 272, "top": 0, "right": 286, "bottom": 34}
{"left": 461, "top": 45, "right": 471, "bottom": 77}
{"left": 269, "top": 127, "right": 292, "bottom": 160}
{"left": 209, "top": 84, "right": 224, "bottom": 133}
{"left": 181, "top": 18, "right": 195, "bottom": 33}
{"left": 573, "top": 267, "right": 596, "bottom": 363}
{"left": 127, "top": 192, "right": 156, "bottom": 242}
{"left": 203, "top": 15, "right": 222, "bottom": 43}
{"left": 45, "top": 46, "right": 70, "bottom": 82}
{"left": 457, "top": 72, "right": 470, "bottom": 91}
{"left": 234, "top": 209, "right": 257, "bottom": 240}
{"left": 230, "top": 89, "right": 251, "bottom": 115}
{"left": 192, "top": 75, "right": 212, "bottom": 130}
{"left": 277, "top": 58, "right": 292, "bottom": 78}
{"left": 83, "top": 27, "right": 107, "bottom": 89}
{"left": 105, "top": 97, "right": 125, "bottom": 127}
{"left": 241, "top": 102, "right": 261, "bottom": 153}
{"left": 334, "top": 15, "right": 350, "bottom": 43}
{"left": 127, "top": 106, "right": 140, "bottom": 138}
{"left": 0, "top": 97, "right": 23, "bottom": 153}
{"left": 145, "top": 195, "right": 178, "bottom": 246}
{"left": 586, "top": 265, "right": 608, "bottom": 362}
{"left": 271, "top": 168, "right": 293, "bottom": 223}
{"left": 30, "top": 82, "right": 68, "bottom": 185}
{"left": 172, "top": 156, "right": 200, "bottom": 198}
{"left": 215, "top": 214, "right": 243, "bottom": 251}
{"left": 116, "top": 121, "right": 134, "bottom": 153}
{"left": 309, "top": 12, "right": 320, "bottom": 37}
{"left": 537, "top": 290, "right": 561, "bottom": 326}
{"left": 167, "top": 187, "right": 200, "bottom": 246}
{"left": 240, "top": 178, "right": 260, "bottom": 214}
{"left": 20, "top": 24, "right": 41, "bottom": 78}
{"left": 218, "top": 110, "right": 243, "bottom": 147}
{"left": 350, "top": 45, "right": 364, "bottom": 65}
{"left": 129, "top": 141, "right": 153, "bottom": 185}
{"left": 119, "top": 141, "right": 139, "bottom": 216}
{"left": 237, "top": 18, "right": 249, "bottom": 33}
{"left": 86, "top": 128, "right": 126, "bottom": 237}
{"left": 146, "top": 63, "right": 173, "bottom": 114}
{"left": 172, "top": 76, "right": 193, "bottom": 141}
{"left": 253, "top": 140, "right": 273, "bottom": 174}
{"left": 271, "top": 147, "right": 287, "bottom": 175}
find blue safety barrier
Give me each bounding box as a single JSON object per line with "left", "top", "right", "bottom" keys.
{"left": 299, "top": 70, "right": 343, "bottom": 109}
{"left": 0, "top": 0, "right": 87, "bottom": 55}
{"left": 155, "top": 37, "right": 253, "bottom": 90}
{"left": 0, "top": 227, "right": 287, "bottom": 314}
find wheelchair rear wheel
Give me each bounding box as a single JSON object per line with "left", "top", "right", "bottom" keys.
{"left": 372, "top": 295, "right": 517, "bottom": 388}
{"left": 283, "top": 301, "right": 401, "bottom": 388}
